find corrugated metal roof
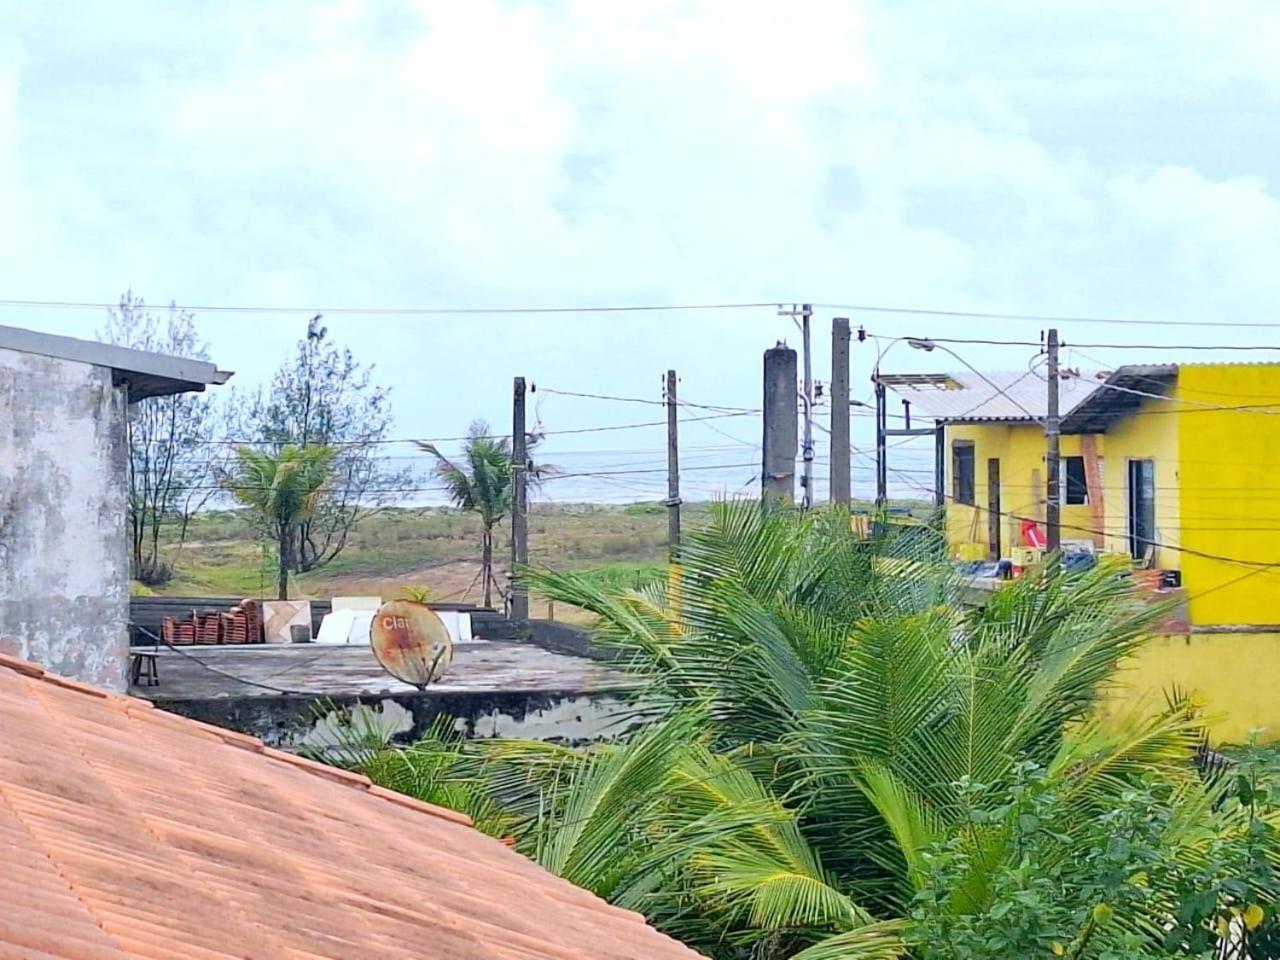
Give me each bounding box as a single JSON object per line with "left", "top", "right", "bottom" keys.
{"left": 1061, "top": 365, "right": 1178, "bottom": 433}
{"left": 882, "top": 361, "right": 1280, "bottom": 427}
{"left": 878, "top": 369, "right": 1104, "bottom": 422}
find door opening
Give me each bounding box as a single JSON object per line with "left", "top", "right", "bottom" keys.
{"left": 1127, "top": 459, "right": 1156, "bottom": 563}
{"left": 987, "top": 458, "right": 1001, "bottom": 560}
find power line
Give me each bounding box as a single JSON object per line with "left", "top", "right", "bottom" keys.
{"left": 1067, "top": 347, "right": 1280, "bottom": 400}
{"left": 184, "top": 459, "right": 772, "bottom": 494}
{"left": 888, "top": 465, "right": 1280, "bottom": 572}
{"left": 133, "top": 626, "right": 316, "bottom": 695}
{"left": 540, "top": 386, "right": 759, "bottom": 414}
{"left": 18, "top": 293, "right": 1280, "bottom": 330}
{"left": 817, "top": 303, "right": 1280, "bottom": 329}
{"left": 865, "top": 331, "right": 1280, "bottom": 352}
{"left": 192, "top": 410, "right": 757, "bottom": 447}
{"left": 1051, "top": 370, "right": 1280, "bottom": 416}
{"left": 13, "top": 292, "right": 1280, "bottom": 336}
{"left": 867, "top": 333, "right": 1044, "bottom": 422}
{"left": 0, "top": 298, "right": 781, "bottom": 316}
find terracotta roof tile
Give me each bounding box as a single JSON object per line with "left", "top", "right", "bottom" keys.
{"left": 0, "top": 657, "right": 706, "bottom": 960}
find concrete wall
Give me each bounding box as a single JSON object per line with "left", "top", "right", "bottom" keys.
{"left": 158, "top": 688, "right": 645, "bottom": 750}
{"left": 0, "top": 347, "right": 128, "bottom": 690}
{"left": 1097, "top": 396, "right": 1181, "bottom": 572}
{"left": 1105, "top": 631, "right": 1280, "bottom": 745}
{"left": 943, "top": 423, "right": 1095, "bottom": 558}
{"left": 1177, "top": 365, "right": 1280, "bottom": 626}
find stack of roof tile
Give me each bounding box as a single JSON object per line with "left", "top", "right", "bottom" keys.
{"left": 160, "top": 615, "right": 196, "bottom": 645}
{"left": 159, "top": 599, "right": 265, "bottom": 646}
{"left": 0, "top": 653, "right": 706, "bottom": 960}
{"left": 196, "top": 612, "right": 221, "bottom": 644}
{"left": 239, "top": 597, "right": 262, "bottom": 643}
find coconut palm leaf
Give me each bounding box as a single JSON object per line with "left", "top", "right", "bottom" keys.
{"left": 533, "top": 710, "right": 703, "bottom": 895}
{"left": 787, "top": 920, "right": 908, "bottom": 960}
{"left": 365, "top": 498, "right": 1250, "bottom": 958}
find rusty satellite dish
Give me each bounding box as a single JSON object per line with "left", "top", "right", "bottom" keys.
{"left": 369, "top": 600, "right": 453, "bottom": 689}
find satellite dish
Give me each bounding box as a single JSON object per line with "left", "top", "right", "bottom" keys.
{"left": 369, "top": 600, "right": 453, "bottom": 689}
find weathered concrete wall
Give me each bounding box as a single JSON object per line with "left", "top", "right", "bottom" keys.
{"left": 155, "top": 688, "right": 644, "bottom": 750}
{"left": 0, "top": 347, "right": 128, "bottom": 690}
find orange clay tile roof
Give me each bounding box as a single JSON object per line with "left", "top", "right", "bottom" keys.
{"left": 0, "top": 654, "right": 707, "bottom": 960}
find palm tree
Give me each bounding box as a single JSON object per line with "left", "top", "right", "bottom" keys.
{"left": 224, "top": 444, "right": 335, "bottom": 599}
{"left": 344, "top": 502, "right": 1279, "bottom": 959}
{"left": 417, "top": 420, "right": 546, "bottom": 608}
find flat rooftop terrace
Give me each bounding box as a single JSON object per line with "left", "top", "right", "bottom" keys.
{"left": 129, "top": 640, "right": 643, "bottom": 748}
{"left": 132, "top": 641, "right": 635, "bottom": 701}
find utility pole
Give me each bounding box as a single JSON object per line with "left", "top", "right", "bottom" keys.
{"left": 762, "top": 343, "right": 798, "bottom": 508}
{"left": 778, "top": 304, "right": 815, "bottom": 508}
{"left": 510, "top": 376, "right": 529, "bottom": 619}
{"left": 1045, "top": 329, "right": 1061, "bottom": 555}
{"left": 800, "top": 304, "right": 813, "bottom": 509}
{"left": 874, "top": 378, "right": 887, "bottom": 507}
{"left": 830, "top": 318, "right": 851, "bottom": 506}
{"left": 665, "top": 369, "right": 681, "bottom": 561}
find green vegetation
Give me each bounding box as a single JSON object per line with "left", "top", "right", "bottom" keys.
{"left": 148, "top": 501, "right": 733, "bottom": 605}
{"left": 565, "top": 561, "right": 665, "bottom": 594}
{"left": 145, "top": 494, "right": 933, "bottom": 608}
{"left": 337, "top": 502, "right": 1280, "bottom": 960}
{"left": 418, "top": 419, "right": 548, "bottom": 608}
{"left": 222, "top": 444, "right": 336, "bottom": 599}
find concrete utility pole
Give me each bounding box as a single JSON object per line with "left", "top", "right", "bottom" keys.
{"left": 800, "top": 304, "right": 814, "bottom": 510}
{"left": 874, "top": 378, "right": 888, "bottom": 507}
{"left": 510, "top": 376, "right": 529, "bottom": 618}
{"left": 762, "top": 343, "right": 799, "bottom": 508}
{"left": 1045, "top": 329, "right": 1061, "bottom": 555}
{"left": 778, "top": 304, "right": 814, "bottom": 509}
{"left": 830, "top": 318, "right": 851, "bottom": 506}
{"left": 665, "top": 369, "right": 681, "bottom": 561}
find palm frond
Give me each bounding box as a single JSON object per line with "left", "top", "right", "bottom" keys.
{"left": 788, "top": 920, "right": 909, "bottom": 960}
{"left": 535, "top": 710, "right": 703, "bottom": 895}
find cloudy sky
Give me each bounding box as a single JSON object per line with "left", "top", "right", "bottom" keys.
{"left": 2, "top": 1, "right": 1278, "bottom": 498}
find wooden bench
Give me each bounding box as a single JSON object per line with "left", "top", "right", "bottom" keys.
{"left": 129, "top": 651, "right": 159, "bottom": 687}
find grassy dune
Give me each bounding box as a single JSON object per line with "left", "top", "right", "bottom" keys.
{"left": 151, "top": 502, "right": 691, "bottom": 611}
{"left": 149, "top": 499, "right": 924, "bottom": 616}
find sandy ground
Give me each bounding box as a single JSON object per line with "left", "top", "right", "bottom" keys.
{"left": 315, "top": 559, "right": 591, "bottom": 623}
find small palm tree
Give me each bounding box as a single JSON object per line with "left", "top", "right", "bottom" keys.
{"left": 224, "top": 444, "right": 335, "bottom": 599}
{"left": 343, "top": 502, "right": 1272, "bottom": 959}
{"left": 418, "top": 420, "right": 546, "bottom": 608}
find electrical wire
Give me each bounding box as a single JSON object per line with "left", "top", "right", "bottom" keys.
{"left": 1, "top": 298, "right": 782, "bottom": 316}
{"left": 190, "top": 410, "right": 758, "bottom": 447}
{"left": 887, "top": 466, "right": 1280, "bottom": 572}
{"left": 539, "top": 386, "right": 759, "bottom": 414}
{"left": 14, "top": 293, "right": 1280, "bottom": 331}
{"left": 1067, "top": 348, "right": 1280, "bottom": 401}
{"left": 817, "top": 303, "right": 1280, "bottom": 329}
{"left": 863, "top": 331, "right": 1280, "bottom": 352}
{"left": 866, "top": 333, "right": 1043, "bottom": 422}
{"left": 133, "top": 625, "right": 318, "bottom": 695}
{"left": 187, "top": 459, "right": 772, "bottom": 495}
{"left": 1049, "top": 370, "right": 1280, "bottom": 416}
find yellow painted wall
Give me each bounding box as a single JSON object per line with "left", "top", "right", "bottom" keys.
{"left": 1106, "top": 632, "right": 1280, "bottom": 744}
{"left": 1096, "top": 396, "right": 1182, "bottom": 571}
{"left": 940, "top": 366, "right": 1280, "bottom": 743}
{"left": 943, "top": 423, "right": 1096, "bottom": 559}
{"left": 1175, "top": 365, "right": 1280, "bottom": 626}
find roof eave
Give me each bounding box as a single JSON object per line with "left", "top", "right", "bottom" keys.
{"left": 0, "top": 323, "right": 234, "bottom": 400}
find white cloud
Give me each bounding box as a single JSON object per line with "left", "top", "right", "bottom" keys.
{"left": 2, "top": 0, "right": 1280, "bottom": 450}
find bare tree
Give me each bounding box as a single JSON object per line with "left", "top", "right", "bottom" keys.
{"left": 228, "top": 316, "right": 408, "bottom": 572}
{"left": 100, "top": 291, "right": 223, "bottom": 583}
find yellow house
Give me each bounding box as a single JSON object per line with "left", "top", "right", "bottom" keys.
{"left": 879, "top": 362, "right": 1280, "bottom": 742}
